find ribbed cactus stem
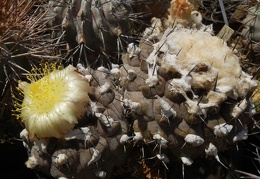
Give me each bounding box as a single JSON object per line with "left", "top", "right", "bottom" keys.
{"left": 17, "top": 1, "right": 259, "bottom": 178}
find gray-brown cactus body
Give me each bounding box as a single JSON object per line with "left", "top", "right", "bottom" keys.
{"left": 47, "top": 0, "right": 170, "bottom": 67}
{"left": 21, "top": 24, "right": 257, "bottom": 177}
{"left": 20, "top": 1, "right": 258, "bottom": 178}
{"left": 118, "top": 20, "right": 257, "bottom": 163}
{"left": 47, "top": 0, "right": 134, "bottom": 66}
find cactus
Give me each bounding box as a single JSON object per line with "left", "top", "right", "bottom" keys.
{"left": 46, "top": 0, "right": 171, "bottom": 67}
{"left": 16, "top": 1, "right": 259, "bottom": 178}
{"left": 231, "top": 2, "right": 260, "bottom": 113}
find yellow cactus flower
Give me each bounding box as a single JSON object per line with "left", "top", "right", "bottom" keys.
{"left": 15, "top": 64, "right": 90, "bottom": 139}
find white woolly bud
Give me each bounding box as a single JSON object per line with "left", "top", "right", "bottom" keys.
{"left": 64, "top": 127, "right": 92, "bottom": 141}
{"left": 111, "top": 63, "right": 119, "bottom": 69}
{"left": 146, "top": 76, "right": 159, "bottom": 87}
{"left": 90, "top": 101, "right": 105, "bottom": 117}
{"left": 145, "top": 64, "right": 159, "bottom": 87}
{"left": 76, "top": 63, "right": 87, "bottom": 74}
{"left": 155, "top": 95, "right": 176, "bottom": 118}
{"left": 235, "top": 72, "right": 258, "bottom": 97}
{"left": 95, "top": 170, "right": 107, "bottom": 178}
{"left": 97, "top": 66, "right": 109, "bottom": 73}
{"left": 99, "top": 114, "right": 115, "bottom": 127}
{"left": 214, "top": 123, "right": 233, "bottom": 137}
{"left": 233, "top": 127, "right": 248, "bottom": 142}
{"left": 127, "top": 43, "right": 141, "bottom": 58}
{"left": 184, "top": 134, "right": 204, "bottom": 146}
{"left": 98, "top": 82, "right": 111, "bottom": 94}
{"left": 205, "top": 143, "right": 218, "bottom": 156}
{"left": 88, "top": 148, "right": 101, "bottom": 166}
{"left": 169, "top": 75, "right": 193, "bottom": 94}
{"left": 123, "top": 99, "right": 142, "bottom": 114}
{"left": 184, "top": 98, "right": 207, "bottom": 119}
{"left": 190, "top": 11, "right": 202, "bottom": 27}
{"left": 20, "top": 129, "right": 29, "bottom": 142}
{"left": 153, "top": 134, "right": 168, "bottom": 148}
{"left": 110, "top": 68, "right": 121, "bottom": 80}
{"left": 133, "top": 132, "right": 144, "bottom": 142}
{"left": 120, "top": 134, "right": 132, "bottom": 144}
{"left": 156, "top": 153, "right": 169, "bottom": 163}
{"left": 215, "top": 86, "right": 233, "bottom": 95}
{"left": 205, "top": 143, "right": 228, "bottom": 168}
{"left": 231, "top": 99, "right": 248, "bottom": 119}
{"left": 181, "top": 157, "right": 193, "bottom": 166}
{"left": 84, "top": 74, "right": 93, "bottom": 81}
{"left": 54, "top": 154, "right": 68, "bottom": 165}
{"left": 130, "top": 101, "right": 142, "bottom": 114}
{"left": 127, "top": 69, "right": 137, "bottom": 81}
{"left": 25, "top": 156, "right": 38, "bottom": 169}
{"left": 133, "top": 132, "right": 143, "bottom": 141}
{"left": 33, "top": 139, "right": 48, "bottom": 153}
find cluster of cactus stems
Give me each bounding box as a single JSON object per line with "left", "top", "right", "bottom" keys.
{"left": 1, "top": 0, "right": 260, "bottom": 178}
{"left": 13, "top": 1, "right": 257, "bottom": 178}
{"left": 46, "top": 0, "right": 170, "bottom": 67}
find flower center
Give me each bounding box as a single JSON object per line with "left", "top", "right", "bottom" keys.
{"left": 24, "top": 73, "right": 67, "bottom": 114}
